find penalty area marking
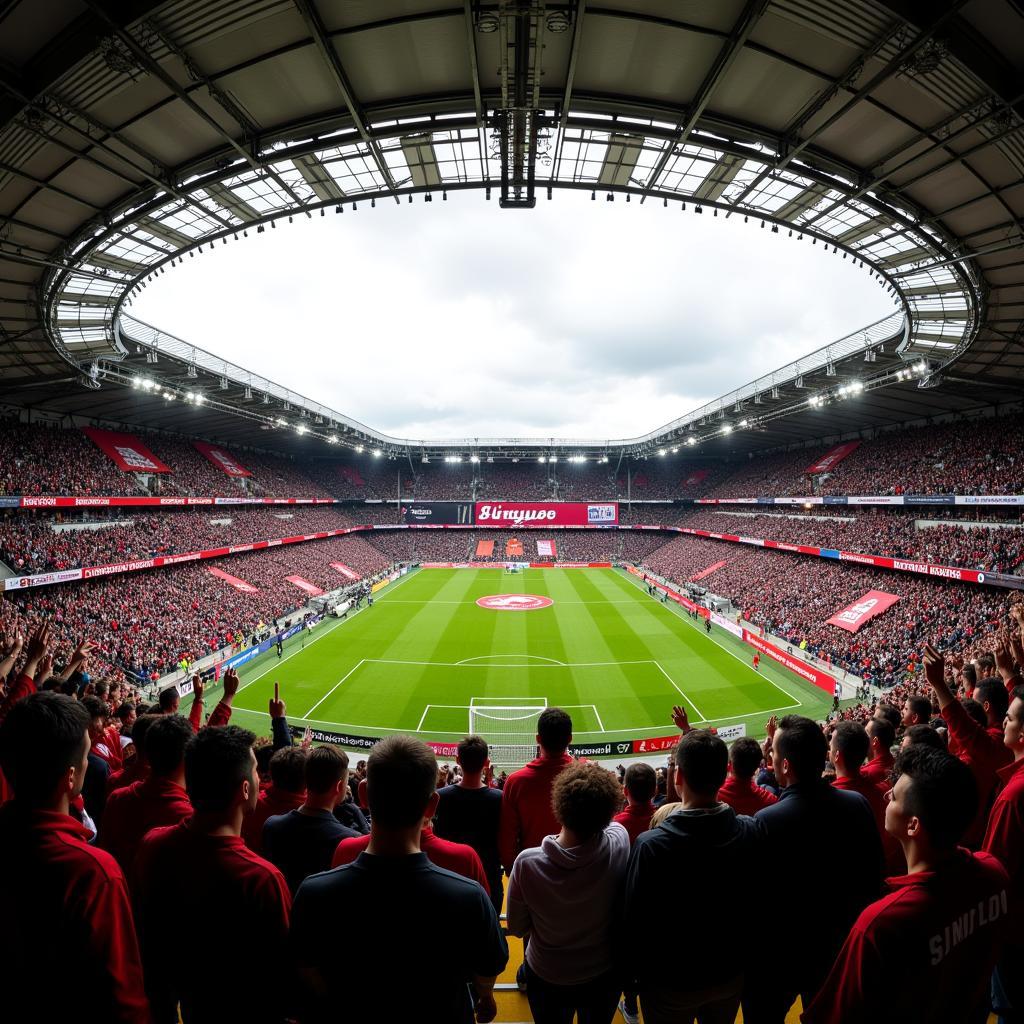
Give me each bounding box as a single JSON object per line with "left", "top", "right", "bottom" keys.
{"left": 456, "top": 654, "right": 566, "bottom": 666}
{"left": 417, "top": 701, "right": 604, "bottom": 733}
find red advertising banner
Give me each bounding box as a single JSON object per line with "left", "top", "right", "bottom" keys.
{"left": 193, "top": 441, "right": 252, "bottom": 477}
{"left": 330, "top": 563, "right": 361, "bottom": 581}
{"left": 13, "top": 495, "right": 337, "bottom": 508}
{"left": 475, "top": 501, "right": 619, "bottom": 528}
{"left": 690, "top": 560, "right": 727, "bottom": 581}
{"left": 805, "top": 440, "right": 861, "bottom": 474}
{"left": 825, "top": 590, "right": 901, "bottom": 632}
{"left": 81, "top": 427, "right": 171, "bottom": 473}
{"left": 741, "top": 630, "right": 835, "bottom": 694}
{"left": 284, "top": 575, "right": 324, "bottom": 596}
{"left": 208, "top": 567, "right": 259, "bottom": 593}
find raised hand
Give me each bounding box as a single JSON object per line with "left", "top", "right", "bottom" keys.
{"left": 191, "top": 674, "right": 204, "bottom": 702}
{"left": 922, "top": 643, "right": 949, "bottom": 699}
{"left": 765, "top": 714, "right": 778, "bottom": 738}
{"left": 222, "top": 669, "right": 240, "bottom": 700}
{"left": 671, "top": 704, "right": 690, "bottom": 733}
{"left": 269, "top": 682, "right": 286, "bottom": 719}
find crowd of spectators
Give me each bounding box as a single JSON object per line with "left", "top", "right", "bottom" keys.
{"left": 2, "top": 624, "right": 1022, "bottom": 1023}
{"left": 643, "top": 535, "right": 1009, "bottom": 688}
{"left": 1, "top": 535, "right": 390, "bottom": 682}
{"left": 0, "top": 506, "right": 359, "bottom": 575}
{"left": 676, "top": 507, "right": 1024, "bottom": 574}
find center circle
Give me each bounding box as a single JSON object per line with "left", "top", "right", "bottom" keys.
{"left": 476, "top": 594, "right": 554, "bottom": 611}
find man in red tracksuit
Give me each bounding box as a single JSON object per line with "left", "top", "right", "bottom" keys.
{"left": 0, "top": 692, "right": 149, "bottom": 1022}
{"left": 830, "top": 721, "right": 903, "bottom": 872}
{"left": 613, "top": 762, "right": 658, "bottom": 843}
{"left": 924, "top": 645, "right": 1011, "bottom": 847}
{"left": 984, "top": 684, "right": 1024, "bottom": 1020}
{"left": 499, "top": 707, "right": 574, "bottom": 992}
{"left": 243, "top": 744, "right": 307, "bottom": 851}
{"left": 135, "top": 725, "right": 291, "bottom": 1024}
{"left": 804, "top": 746, "right": 1009, "bottom": 1024}
{"left": 717, "top": 736, "right": 778, "bottom": 816}
{"left": 100, "top": 713, "right": 194, "bottom": 875}
{"left": 861, "top": 717, "right": 896, "bottom": 790}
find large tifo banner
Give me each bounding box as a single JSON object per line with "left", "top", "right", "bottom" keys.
{"left": 475, "top": 501, "right": 618, "bottom": 527}
{"left": 690, "top": 560, "right": 727, "bottom": 582}
{"left": 330, "top": 563, "right": 361, "bottom": 581}
{"left": 402, "top": 502, "right": 474, "bottom": 525}
{"left": 536, "top": 539, "right": 556, "bottom": 558}
{"left": 805, "top": 441, "right": 861, "bottom": 474}
{"left": 825, "top": 590, "right": 901, "bottom": 633}
{"left": 193, "top": 441, "right": 252, "bottom": 477}
{"left": 208, "top": 566, "right": 259, "bottom": 593}
{"left": 285, "top": 575, "right": 324, "bottom": 596}
{"left": 81, "top": 427, "right": 171, "bottom": 473}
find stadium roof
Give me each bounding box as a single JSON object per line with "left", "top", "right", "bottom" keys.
{"left": 0, "top": 0, "right": 1022, "bottom": 460}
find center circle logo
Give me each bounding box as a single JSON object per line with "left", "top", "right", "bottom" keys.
{"left": 476, "top": 594, "right": 554, "bottom": 611}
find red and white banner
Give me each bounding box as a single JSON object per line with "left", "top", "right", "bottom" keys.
{"left": 12, "top": 495, "right": 338, "bottom": 508}
{"left": 284, "top": 575, "right": 324, "bottom": 596}
{"left": 81, "top": 427, "right": 171, "bottom": 473}
{"left": 208, "top": 567, "right": 259, "bottom": 593}
{"left": 741, "top": 630, "right": 835, "bottom": 694}
{"left": 690, "top": 560, "right": 727, "bottom": 582}
{"left": 825, "top": 590, "right": 901, "bottom": 632}
{"left": 193, "top": 442, "right": 252, "bottom": 477}
{"left": 805, "top": 441, "right": 861, "bottom": 475}
{"left": 331, "top": 563, "right": 361, "bottom": 581}
{"left": 475, "top": 501, "right": 618, "bottom": 527}
{"left": 536, "top": 539, "right": 556, "bottom": 558}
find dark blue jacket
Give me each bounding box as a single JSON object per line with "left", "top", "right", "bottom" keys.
{"left": 755, "top": 780, "right": 884, "bottom": 985}
{"left": 621, "top": 803, "right": 763, "bottom": 990}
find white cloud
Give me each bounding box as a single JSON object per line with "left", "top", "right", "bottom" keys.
{"left": 134, "top": 191, "right": 894, "bottom": 440}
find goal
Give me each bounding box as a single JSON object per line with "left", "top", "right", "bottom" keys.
{"left": 503, "top": 563, "right": 522, "bottom": 575}
{"left": 468, "top": 701, "right": 547, "bottom": 769}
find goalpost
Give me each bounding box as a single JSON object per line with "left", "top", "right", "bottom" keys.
{"left": 468, "top": 698, "right": 547, "bottom": 769}
{"left": 503, "top": 563, "right": 522, "bottom": 575}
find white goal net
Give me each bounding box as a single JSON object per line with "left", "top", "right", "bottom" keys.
{"left": 468, "top": 700, "right": 547, "bottom": 769}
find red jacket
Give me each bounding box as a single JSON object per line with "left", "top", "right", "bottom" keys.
{"left": 833, "top": 771, "right": 903, "bottom": 872}
{"left": 718, "top": 775, "right": 778, "bottom": 817}
{"left": 242, "top": 785, "right": 305, "bottom": 852}
{"left": 107, "top": 757, "right": 146, "bottom": 796}
{"left": 135, "top": 819, "right": 291, "bottom": 1023}
{"left": 982, "top": 757, "right": 1024, "bottom": 930}
{"left": 0, "top": 803, "right": 148, "bottom": 1023}
{"left": 613, "top": 801, "right": 656, "bottom": 844}
{"left": 331, "top": 827, "right": 490, "bottom": 893}
{"left": 99, "top": 775, "right": 193, "bottom": 874}
{"left": 942, "top": 700, "right": 1012, "bottom": 846}
{"left": 803, "top": 850, "right": 1010, "bottom": 1024}
{"left": 499, "top": 753, "right": 573, "bottom": 870}
{"left": 861, "top": 753, "right": 894, "bottom": 790}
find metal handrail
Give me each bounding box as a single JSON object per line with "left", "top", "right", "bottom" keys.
{"left": 118, "top": 310, "right": 906, "bottom": 449}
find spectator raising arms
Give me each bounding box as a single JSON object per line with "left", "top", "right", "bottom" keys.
{"left": 804, "top": 747, "right": 1010, "bottom": 1024}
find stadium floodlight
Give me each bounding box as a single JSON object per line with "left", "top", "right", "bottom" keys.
{"left": 328, "top": 435, "right": 338, "bottom": 444}
{"left": 722, "top": 424, "right": 733, "bottom": 434}
{"left": 550, "top": 455, "right": 558, "bottom": 463}
{"left": 538, "top": 456, "right": 546, "bottom": 463}
{"left": 355, "top": 445, "right": 364, "bottom": 453}
{"left": 658, "top": 449, "right": 667, "bottom": 456}
{"left": 686, "top": 436, "right": 697, "bottom": 446}
{"left": 470, "top": 455, "right": 480, "bottom": 463}
{"left": 276, "top": 417, "right": 287, "bottom": 426}
{"left": 738, "top": 419, "right": 748, "bottom": 427}
{"left": 671, "top": 447, "right": 678, "bottom": 453}
{"left": 296, "top": 425, "right": 307, "bottom": 435}
{"left": 850, "top": 380, "right": 864, "bottom": 393}
{"left": 373, "top": 449, "right": 382, "bottom": 457}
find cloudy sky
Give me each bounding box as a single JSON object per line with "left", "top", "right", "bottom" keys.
{"left": 134, "top": 191, "right": 895, "bottom": 441}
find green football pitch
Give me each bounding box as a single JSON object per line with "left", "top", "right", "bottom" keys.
{"left": 209, "top": 567, "right": 832, "bottom": 750}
